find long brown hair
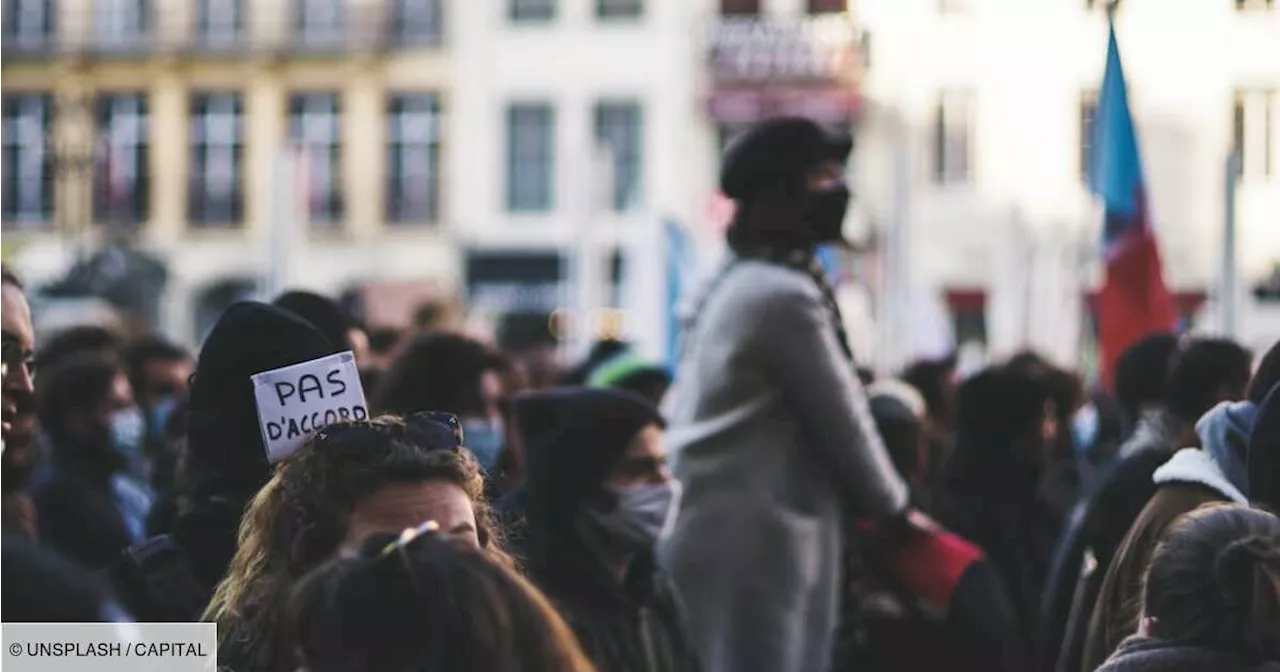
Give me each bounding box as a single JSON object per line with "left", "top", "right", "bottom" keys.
{"left": 204, "top": 415, "right": 509, "bottom": 672}
{"left": 288, "top": 529, "right": 596, "bottom": 672}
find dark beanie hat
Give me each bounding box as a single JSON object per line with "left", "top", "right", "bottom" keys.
{"left": 187, "top": 301, "right": 338, "bottom": 493}
{"left": 274, "top": 290, "right": 354, "bottom": 353}
{"left": 515, "top": 387, "right": 664, "bottom": 524}
{"left": 719, "top": 117, "right": 853, "bottom": 200}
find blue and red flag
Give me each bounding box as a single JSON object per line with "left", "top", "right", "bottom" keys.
{"left": 1088, "top": 21, "right": 1176, "bottom": 388}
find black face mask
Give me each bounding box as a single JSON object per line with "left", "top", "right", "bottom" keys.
{"left": 806, "top": 185, "right": 851, "bottom": 245}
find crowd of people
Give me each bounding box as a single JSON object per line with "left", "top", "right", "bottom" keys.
{"left": 2, "top": 118, "right": 1279, "bottom": 672}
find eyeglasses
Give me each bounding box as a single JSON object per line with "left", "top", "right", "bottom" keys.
{"left": 311, "top": 410, "right": 463, "bottom": 453}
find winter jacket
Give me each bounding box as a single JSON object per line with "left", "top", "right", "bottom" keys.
{"left": 1080, "top": 402, "right": 1254, "bottom": 672}
{"left": 1040, "top": 410, "right": 1186, "bottom": 671}
{"left": 660, "top": 257, "right": 908, "bottom": 672}
{"left": 1096, "top": 635, "right": 1280, "bottom": 672}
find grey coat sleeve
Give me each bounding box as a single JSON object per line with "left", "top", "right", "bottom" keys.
{"left": 750, "top": 273, "right": 910, "bottom": 518}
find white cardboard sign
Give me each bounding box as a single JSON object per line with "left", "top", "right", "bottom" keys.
{"left": 252, "top": 350, "right": 368, "bottom": 463}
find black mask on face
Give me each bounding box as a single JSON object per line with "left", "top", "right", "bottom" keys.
{"left": 806, "top": 185, "right": 851, "bottom": 245}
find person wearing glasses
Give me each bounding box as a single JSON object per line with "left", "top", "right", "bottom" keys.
{"left": 509, "top": 387, "right": 700, "bottom": 672}
{"left": 206, "top": 413, "right": 510, "bottom": 672}
{"left": 1, "top": 267, "right": 38, "bottom": 539}
{"left": 287, "top": 520, "right": 597, "bottom": 672}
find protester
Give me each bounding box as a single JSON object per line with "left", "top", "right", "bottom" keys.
{"left": 288, "top": 523, "right": 597, "bottom": 672}
{"left": 207, "top": 414, "right": 508, "bottom": 672}
{"left": 2, "top": 268, "right": 39, "bottom": 539}
{"left": 34, "top": 324, "right": 123, "bottom": 373}
{"left": 510, "top": 387, "right": 700, "bottom": 672}
{"left": 561, "top": 338, "right": 628, "bottom": 386}
{"left": 373, "top": 333, "right": 508, "bottom": 475}
{"left": 587, "top": 348, "right": 672, "bottom": 407}
{"left": 3, "top": 532, "right": 131, "bottom": 622}
{"left": 107, "top": 302, "right": 338, "bottom": 621}
{"left": 935, "top": 365, "right": 1059, "bottom": 653}
{"left": 1082, "top": 339, "right": 1274, "bottom": 670}
{"left": 1096, "top": 504, "right": 1280, "bottom": 672}
{"left": 837, "top": 382, "right": 1024, "bottom": 672}
{"left": 274, "top": 289, "right": 370, "bottom": 365}
{"left": 1250, "top": 382, "right": 1280, "bottom": 512}
{"left": 901, "top": 354, "right": 960, "bottom": 506}
{"left": 661, "top": 118, "right": 908, "bottom": 672}
{"left": 31, "top": 354, "right": 151, "bottom": 568}
{"left": 120, "top": 335, "right": 192, "bottom": 482}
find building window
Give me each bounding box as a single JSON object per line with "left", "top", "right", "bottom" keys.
{"left": 808, "top": 0, "right": 845, "bottom": 13}
{"left": 386, "top": 94, "right": 441, "bottom": 224}
{"left": 720, "top": 0, "right": 759, "bottom": 16}
{"left": 1, "top": 94, "right": 53, "bottom": 228}
{"left": 1235, "top": 0, "right": 1274, "bottom": 10}
{"left": 594, "top": 101, "right": 643, "bottom": 211}
{"left": 1080, "top": 89, "right": 1098, "bottom": 182}
{"left": 390, "top": 0, "right": 444, "bottom": 45}
{"left": 96, "top": 0, "right": 149, "bottom": 48}
{"left": 506, "top": 103, "right": 555, "bottom": 212}
{"left": 2, "top": 0, "right": 54, "bottom": 52}
{"left": 294, "top": 0, "right": 344, "bottom": 48}
{"left": 510, "top": 0, "right": 555, "bottom": 22}
{"left": 1233, "top": 89, "right": 1276, "bottom": 180}
{"left": 94, "top": 94, "right": 149, "bottom": 225}
{"left": 188, "top": 93, "right": 244, "bottom": 226}
{"left": 289, "top": 93, "right": 344, "bottom": 225}
{"left": 597, "top": 0, "right": 642, "bottom": 20}
{"left": 933, "top": 90, "right": 973, "bottom": 185}
{"left": 195, "top": 0, "right": 243, "bottom": 48}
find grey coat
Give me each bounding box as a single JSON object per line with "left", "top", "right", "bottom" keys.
{"left": 659, "top": 258, "right": 909, "bottom": 672}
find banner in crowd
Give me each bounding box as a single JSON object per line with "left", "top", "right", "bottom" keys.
{"left": 252, "top": 351, "right": 367, "bottom": 462}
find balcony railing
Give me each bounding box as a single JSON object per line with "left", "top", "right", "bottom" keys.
{"left": 0, "top": 0, "right": 443, "bottom": 59}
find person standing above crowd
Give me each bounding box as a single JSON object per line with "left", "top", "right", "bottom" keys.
{"left": 288, "top": 524, "right": 597, "bottom": 672}
{"left": 661, "top": 118, "right": 908, "bottom": 672}
{"left": 32, "top": 354, "right": 151, "bottom": 568}
{"left": 1096, "top": 504, "right": 1280, "bottom": 672}
{"left": 511, "top": 387, "right": 700, "bottom": 672}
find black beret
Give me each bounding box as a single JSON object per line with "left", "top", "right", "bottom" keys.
{"left": 720, "top": 117, "right": 853, "bottom": 199}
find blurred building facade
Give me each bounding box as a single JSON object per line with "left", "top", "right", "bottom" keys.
{"left": 849, "top": 0, "right": 1280, "bottom": 366}
{"left": 3, "top": 0, "right": 452, "bottom": 341}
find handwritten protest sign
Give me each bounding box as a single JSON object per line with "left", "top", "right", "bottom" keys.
{"left": 252, "top": 351, "right": 368, "bottom": 463}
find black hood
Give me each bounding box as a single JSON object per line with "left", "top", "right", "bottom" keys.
{"left": 1250, "top": 382, "right": 1280, "bottom": 510}
{"left": 516, "top": 387, "right": 664, "bottom": 532}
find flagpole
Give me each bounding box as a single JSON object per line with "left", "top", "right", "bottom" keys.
{"left": 1221, "top": 150, "right": 1241, "bottom": 338}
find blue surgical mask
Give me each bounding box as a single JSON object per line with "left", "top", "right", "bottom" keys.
{"left": 149, "top": 396, "right": 177, "bottom": 437}
{"left": 461, "top": 418, "right": 504, "bottom": 472}
{"left": 110, "top": 408, "right": 145, "bottom": 461}
{"left": 583, "top": 479, "right": 683, "bottom": 552}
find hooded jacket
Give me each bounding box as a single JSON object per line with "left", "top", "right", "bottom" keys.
{"left": 1096, "top": 635, "right": 1280, "bottom": 672}
{"left": 511, "top": 388, "right": 700, "bottom": 672}
{"left": 108, "top": 303, "right": 337, "bottom": 622}
{"left": 1080, "top": 402, "right": 1254, "bottom": 672}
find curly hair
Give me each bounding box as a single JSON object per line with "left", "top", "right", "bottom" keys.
{"left": 203, "top": 415, "right": 510, "bottom": 672}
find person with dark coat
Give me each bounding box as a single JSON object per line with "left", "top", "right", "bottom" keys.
{"left": 1081, "top": 339, "right": 1276, "bottom": 671}
{"left": 1095, "top": 504, "right": 1280, "bottom": 672}
{"left": 660, "top": 117, "right": 907, "bottom": 672}
{"left": 935, "top": 365, "right": 1060, "bottom": 657}
{"left": 32, "top": 355, "right": 152, "bottom": 569}
{"left": 510, "top": 387, "right": 700, "bottom": 672}
{"left": 1043, "top": 337, "right": 1253, "bottom": 671}
{"left": 1249, "top": 382, "right": 1280, "bottom": 512}
{"left": 837, "top": 383, "right": 1025, "bottom": 672}
{"left": 107, "top": 302, "right": 338, "bottom": 621}
{"left": 3, "top": 532, "right": 131, "bottom": 622}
